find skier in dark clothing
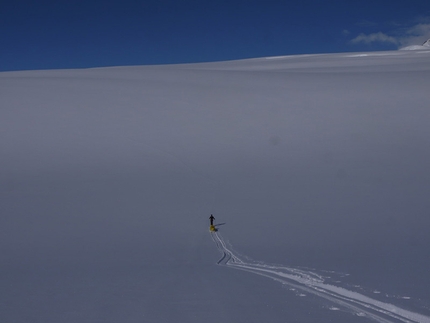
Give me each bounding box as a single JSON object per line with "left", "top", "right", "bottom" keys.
{"left": 209, "top": 214, "right": 215, "bottom": 226}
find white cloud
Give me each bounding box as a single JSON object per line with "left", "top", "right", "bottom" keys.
{"left": 400, "top": 23, "right": 430, "bottom": 46}
{"left": 350, "top": 32, "right": 399, "bottom": 45}
{"left": 350, "top": 18, "right": 430, "bottom": 49}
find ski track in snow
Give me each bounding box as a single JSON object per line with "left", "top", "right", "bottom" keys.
{"left": 211, "top": 231, "right": 430, "bottom": 323}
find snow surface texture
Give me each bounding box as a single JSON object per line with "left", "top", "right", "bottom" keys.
{"left": 1, "top": 50, "right": 430, "bottom": 322}
{"left": 212, "top": 230, "right": 430, "bottom": 323}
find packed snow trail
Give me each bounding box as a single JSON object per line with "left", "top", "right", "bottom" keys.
{"left": 211, "top": 231, "right": 430, "bottom": 323}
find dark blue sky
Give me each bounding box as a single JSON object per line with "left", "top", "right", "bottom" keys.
{"left": 1, "top": 0, "right": 430, "bottom": 71}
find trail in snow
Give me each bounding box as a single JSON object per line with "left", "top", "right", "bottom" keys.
{"left": 211, "top": 231, "right": 430, "bottom": 323}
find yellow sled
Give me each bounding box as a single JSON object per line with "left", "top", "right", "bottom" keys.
{"left": 210, "top": 225, "right": 216, "bottom": 232}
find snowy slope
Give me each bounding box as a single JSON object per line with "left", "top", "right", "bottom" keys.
{"left": 400, "top": 38, "right": 430, "bottom": 50}
{"left": 1, "top": 50, "right": 430, "bottom": 322}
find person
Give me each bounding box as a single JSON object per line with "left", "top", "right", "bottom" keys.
{"left": 209, "top": 214, "right": 215, "bottom": 226}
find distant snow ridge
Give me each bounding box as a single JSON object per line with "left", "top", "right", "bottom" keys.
{"left": 400, "top": 39, "right": 430, "bottom": 50}
{"left": 211, "top": 231, "right": 430, "bottom": 323}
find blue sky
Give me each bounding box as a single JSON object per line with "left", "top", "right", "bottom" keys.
{"left": 1, "top": 0, "right": 430, "bottom": 71}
